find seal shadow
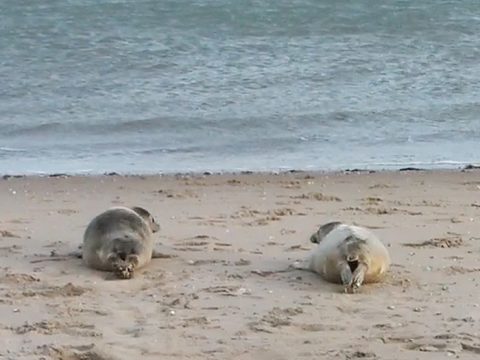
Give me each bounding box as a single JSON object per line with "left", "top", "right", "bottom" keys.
{"left": 249, "top": 259, "right": 344, "bottom": 294}
{"left": 30, "top": 244, "right": 177, "bottom": 281}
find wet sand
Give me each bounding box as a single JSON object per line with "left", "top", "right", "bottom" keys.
{"left": 0, "top": 170, "right": 479, "bottom": 359}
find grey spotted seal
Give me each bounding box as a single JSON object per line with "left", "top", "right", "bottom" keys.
{"left": 82, "top": 206, "right": 160, "bottom": 279}
{"left": 307, "top": 222, "right": 390, "bottom": 293}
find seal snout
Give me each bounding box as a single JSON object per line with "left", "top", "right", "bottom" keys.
{"left": 347, "top": 254, "right": 358, "bottom": 262}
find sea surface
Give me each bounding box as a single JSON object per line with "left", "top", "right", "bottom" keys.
{"left": 1, "top": 0, "right": 479, "bottom": 174}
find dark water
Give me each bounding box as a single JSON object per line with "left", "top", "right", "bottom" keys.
{"left": 1, "top": 0, "right": 479, "bottom": 174}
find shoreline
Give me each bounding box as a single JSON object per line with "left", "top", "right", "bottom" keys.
{"left": 1, "top": 164, "right": 479, "bottom": 180}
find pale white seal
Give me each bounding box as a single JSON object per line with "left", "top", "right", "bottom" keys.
{"left": 307, "top": 222, "right": 390, "bottom": 293}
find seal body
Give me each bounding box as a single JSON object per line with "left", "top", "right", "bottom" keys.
{"left": 82, "top": 206, "right": 160, "bottom": 279}
{"left": 308, "top": 222, "right": 390, "bottom": 292}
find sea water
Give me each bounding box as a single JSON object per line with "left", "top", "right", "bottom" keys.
{"left": 1, "top": 0, "right": 479, "bottom": 174}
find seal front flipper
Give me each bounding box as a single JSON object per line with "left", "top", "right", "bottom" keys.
{"left": 127, "top": 254, "right": 139, "bottom": 266}
{"left": 116, "top": 254, "right": 139, "bottom": 279}
{"left": 350, "top": 263, "right": 367, "bottom": 292}
{"left": 113, "top": 253, "right": 140, "bottom": 279}
{"left": 68, "top": 250, "right": 83, "bottom": 259}
{"left": 69, "top": 244, "right": 83, "bottom": 259}
{"left": 339, "top": 262, "right": 353, "bottom": 292}
{"left": 106, "top": 252, "right": 136, "bottom": 279}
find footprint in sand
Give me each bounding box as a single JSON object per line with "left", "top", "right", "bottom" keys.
{"left": 444, "top": 266, "right": 480, "bottom": 275}
{"left": 362, "top": 197, "right": 383, "bottom": 205}
{"left": 369, "top": 183, "right": 396, "bottom": 189}
{"left": 20, "top": 283, "right": 89, "bottom": 298}
{"left": 40, "top": 344, "right": 113, "bottom": 360}
{"left": 0, "top": 244, "right": 22, "bottom": 255}
{"left": 226, "top": 179, "right": 242, "bottom": 186}
{"left": 57, "top": 209, "right": 78, "bottom": 215}
{"left": 248, "top": 307, "right": 304, "bottom": 333}
{"left": 154, "top": 189, "right": 198, "bottom": 199}
{"left": 0, "top": 272, "right": 40, "bottom": 284}
{"left": 9, "top": 320, "right": 99, "bottom": 337}
{"left": 290, "top": 192, "right": 342, "bottom": 202}
{"left": 343, "top": 206, "right": 423, "bottom": 216}
{"left": 403, "top": 236, "right": 463, "bottom": 248}
{"left": 174, "top": 235, "right": 231, "bottom": 252}
{"left": 0, "top": 229, "right": 20, "bottom": 238}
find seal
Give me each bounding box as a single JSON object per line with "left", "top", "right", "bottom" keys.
{"left": 307, "top": 222, "right": 390, "bottom": 293}
{"left": 82, "top": 206, "right": 160, "bottom": 279}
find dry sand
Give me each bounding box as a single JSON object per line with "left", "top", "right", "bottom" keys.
{"left": 0, "top": 170, "right": 479, "bottom": 359}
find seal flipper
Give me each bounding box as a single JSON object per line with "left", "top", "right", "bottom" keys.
{"left": 69, "top": 250, "right": 83, "bottom": 259}
{"left": 106, "top": 252, "right": 135, "bottom": 280}
{"left": 350, "top": 263, "right": 367, "bottom": 291}
{"left": 114, "top": 254, "right": 138, "bottom": 280}
{"left": 312, "top": 221, "right": 342, "bottom": 243}
{"left": 338, "top": 262, "right": 353, "bottom": 288}
{"left": 106, "top": 252, "right": 120, "bottom": 265}
{"left": 126, "top": 254, "right": 139, "bottom": 267}
{"left": 69, "top": 244, "right": 83, "bottom": 259}
{"left": 151, "top": 249, "right": 164, "bottom": 259}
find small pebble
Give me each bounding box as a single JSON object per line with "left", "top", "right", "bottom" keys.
{"left": 413, "top": 307, "right": 422, "bottom": 312}
{"left": 13, "top": 308, "right": 19, "bottom": 312}
{"left": 387, "top": 305, "right": 395, "bottom": 310}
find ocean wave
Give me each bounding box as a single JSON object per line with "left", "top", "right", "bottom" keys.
{"left": 0, "top": 147, "right": 27, "bottom": 153}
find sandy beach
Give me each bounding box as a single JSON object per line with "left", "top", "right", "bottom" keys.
{"left": 0, "top": 169, "right": 479, "bottom": 360}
